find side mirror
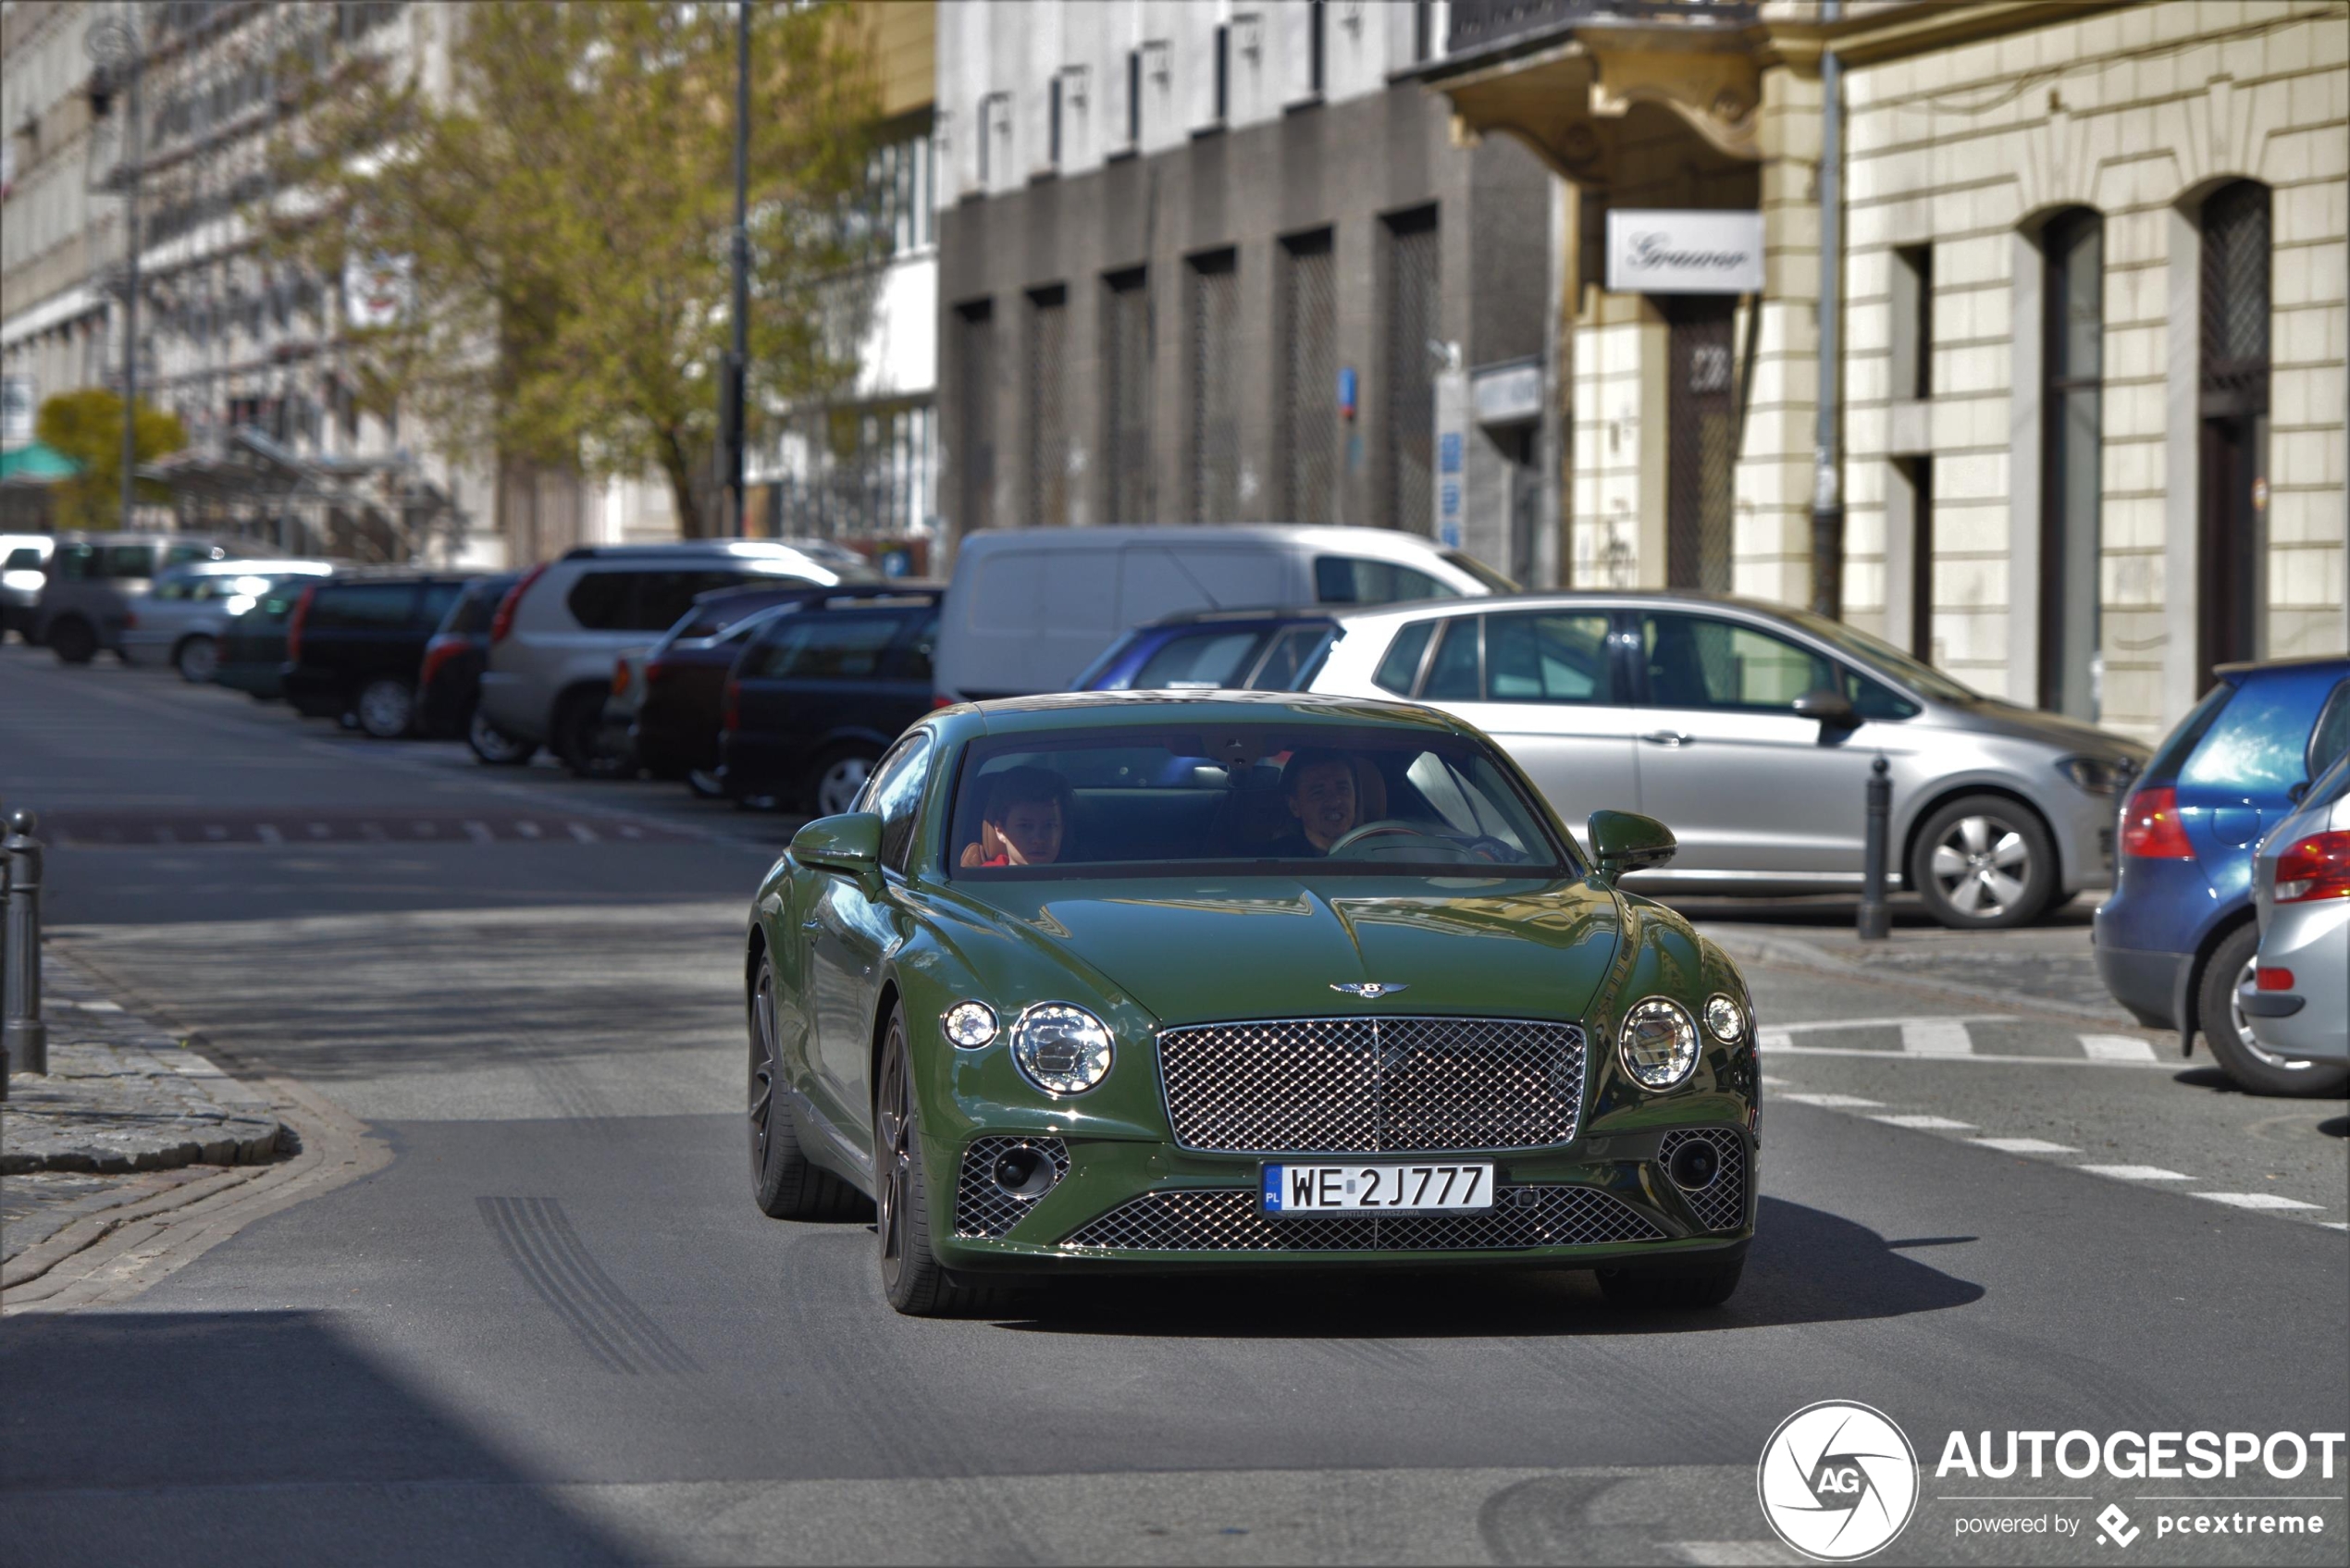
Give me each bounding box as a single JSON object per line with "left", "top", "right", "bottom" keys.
{"left": 2287, "top": 779, "right": 2310, "bottom": 806}
{"left": 1792, "top": 688, "right": 1860, "bottom": 729}
{"left": 791, "top": 812, "right": 883, "bottom": 879}
{"left": 1587, "top": 809, "right": 1677, "bottom": 884}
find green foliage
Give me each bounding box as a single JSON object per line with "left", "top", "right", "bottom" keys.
{"left": 33, "top": 388, "right": 188, "bottom": 532}
{"left": 269, "top": 1, "right": 882, "bottom": 537}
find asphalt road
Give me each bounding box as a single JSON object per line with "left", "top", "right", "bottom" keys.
{"left": 4, "top": 643, "right": 2345, "bottom": 1568}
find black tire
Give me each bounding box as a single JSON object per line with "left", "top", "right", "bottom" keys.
{"left": 874, "top": 1007, "right": 981, "bottom": 1317}
{"left": 49, "top": 616, "right": 97, "bottom": 665}
{"left": 1598, "top": 1254, "right": 1744, "bottom": 1309}
{"left": 174, "top": 635, "right": 219, "bottom": 684}
{"left": 803, "top": 744, "right": 880, "bottom": 818}
{"left": 2196, "top": 922, "right": 2350, "bottom": 1096}
{"left": 748, "top": 955, "right": 867, "bottom": 1219}
{"left": 466, "top": 708, "right": 538, "bottom": 766}
{"left": 355, "top": 677, "right": 415, "bottom": 739}
{"left": 1909, "top": 794, "right": 2059, "bottom": 930}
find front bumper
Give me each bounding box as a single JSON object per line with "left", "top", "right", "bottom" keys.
{"left": 929, "top": 1125, "right": 1755, "bottom": 1274}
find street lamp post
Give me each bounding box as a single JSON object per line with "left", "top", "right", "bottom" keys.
{"left": 724, "top": 0, "right": 751, "bottom": 539}
{"left": 88, "top": 12, "right": 145, "bottom": 533}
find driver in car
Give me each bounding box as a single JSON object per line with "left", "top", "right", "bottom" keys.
{"left": 960, "top": 767, "right": 1072, "bottom": 867}
{"left": 1273, "top": 748, "right": 1365, "bottom": 856}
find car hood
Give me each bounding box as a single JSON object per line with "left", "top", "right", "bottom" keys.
{"left": 1935, "top": 696, "right": 2148, "bottom": 758}
{"left": 948, "top": 875, "right": 1623, "bottom": 1027}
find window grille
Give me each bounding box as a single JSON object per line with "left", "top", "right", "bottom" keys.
{"left": 1103, "top": 269, "right": 1152, "bottom": 524}
{"left": 1028, "top": 286, "right": 1070, "bottom": 526}
{"left": 1383, "top": 208, "right": 1440, "bottom": 530}
{"left": 1282, "top": 231, "right": 1337, "bottom": 524}
{"left": 1665, "top": 297, "right": 1736, "bottom": 591}
{"left": 1189, "top": 251, "right": 1241, "bottom": 522}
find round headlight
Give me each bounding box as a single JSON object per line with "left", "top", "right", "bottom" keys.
{"left": 942, "top": 1000, "right": 998, "bottom": 1049}
{"left": 1704, "top": 994, "right": 1747, "bottom": 1044}
{"left": 1618, "top": 998, "right": 1699, "bottom": 1090}
{"left": 1009, "top": 1002, "right": 1114, "bottom": 1095}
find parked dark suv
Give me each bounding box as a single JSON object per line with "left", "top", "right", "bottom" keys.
{"left": 718, "top": 588, "right": 943, "bottom": 814}
{"left": 284, "top": 575, "right": 475, "bottom": 737}
{"left": 416, "top": 574, "right": 528, "bottom": 762}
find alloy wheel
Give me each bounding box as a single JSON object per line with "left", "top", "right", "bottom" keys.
{"left": 748, "top": 967, "right": 779, "bottom": 1178}
{"left": 875, "top": 1028, "right": 912, "bottom": 1285}
{"left": 1927, "top": 813, "right": 2032, "bottom": 919}
{"left": 177, "top": 636, "right": 219, "bottom": 684}
{"left": 816, "top": 756, "right": 872, "bottom": 817}
{"left": 358, "top": 679, "right": 413, "bottom": 738}
{"left": 2226, "top": 953, "right": 2312, "bottom": 1073}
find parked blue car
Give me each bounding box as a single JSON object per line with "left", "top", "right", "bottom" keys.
{"left": 1070, "top": 608, "right": 1341, "bottom": 693}
{"left": 2094, "top": 656, "right": 2350, "bottom": 1093}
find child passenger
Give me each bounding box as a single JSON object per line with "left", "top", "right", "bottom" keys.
{"left": 959, "top": 767, "right": 1073, "bottom": 867}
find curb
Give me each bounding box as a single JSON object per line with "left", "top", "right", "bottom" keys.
{"left": 1697, "top": 924, "right": 2151, "bottom": 1028}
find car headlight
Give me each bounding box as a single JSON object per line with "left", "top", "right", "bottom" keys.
{"left": 1617, "top": 998, "right": 1699, "bottom": 1090}
{"left": 942, "top": 1000, "right": 998, "bottom": 1049}
{"left": 1009, "top": 1002, "right": 1114, "bottom": 1095}
{"left": 1703, "top": 994, "right": 1747, "bottom": 1044}
{"left": 2058, "top": 755, "right": 2135, "bottom": 796}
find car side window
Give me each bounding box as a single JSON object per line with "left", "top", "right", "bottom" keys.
{"left": 2307, "top": 679, "right": 2350, "bottom": 782}
{"left": 1132, "top": 629, "right": 1264, "bottom": 689}
{"left": 859, "top": 733, "right": 934, "bottom": 873}
{"left": 1314, "top": 556, "right": 1458, "bottom": 605}
{"left": 1484, "top": 611, "right": 1615, "bottom": 704}
{"left": 755, "top": 613, "right": 903, "bottom": 679}
{"left": 104, "top": 544, "right": 155, "bottom": 579}
{"left": 1372, "top": 621, "right": 1435, "bottom": 696}
{"left": 308, "top": 584, "right": 420, "bottom": 630}
{"left": 152, "top": 576, "right": 193, "bottom": 601}
{"left": 1248, "top": 625, "right": 1333, "bottom": 690}
{"left": 1639, "top": 612, "right": 1837, "bottom": 712}
{"left": 2180, "top": 678, "right": 2319, "bottom": 795}
{"left": 895, "top": 610, "right": 940, "bottom": 684}
{"left": 1419, "top": 616, "right": 1483, "bottom": 700}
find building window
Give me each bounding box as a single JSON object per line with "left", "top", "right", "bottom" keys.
{"left": 1899, "top": 455, "right": 1935, "bottom": 662}
{"left": 977, "top": 93, "right": 1009, "bottom": 188}
{"left": 1214, "top": 24, "right": 1230, "bottom": 124}
{"left": 1281, "top": 229, "right": 1338, "bottom": 525}
{"left": 1103, "top": 269, "right": 1152, "bottom": 525}
{"left": 1382, "top": 206, "right": 1440, "bottom": 531}
{"left": 1049, "top": 76, "right": 1063, "bottom": 169}
{"left": 2197, "top": 179, "right": 2270, "bottom": 688}
{"left": 1187, "top": 249, "right": 1241, "bottom": 523}
{"left": 1126, "top": 50, "right": 1143, "bottom": 147}
{"left": 1892, "top": 243, "right": 1933, "bottom": 401}
{"left": 1309, "top": 0, "right": 1327, "bottom": 94}
{"left": 2039, "top": 208, "right": 2101, "bottom": 720}
{"left": 1027, "top": 285, "right": 1070, "bottom": 525}
{"left": 1665, "top": 296, "right": 1737, "bottom": 592}
{"left": 955, "top": 301, "right": 996, "bottom": 535}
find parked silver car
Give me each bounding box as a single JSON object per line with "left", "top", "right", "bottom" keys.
{"left": 1306, "top": 591, "right": 2149, "bottom": 928}
{"left": 121, "top": 559, "right": 336, "bottom": 681}
{"left": 2239, "top": 749, "right": 2350, "bottom": 1080}
{"left": 32, "top": 531, "right": 249, "bottom": 662}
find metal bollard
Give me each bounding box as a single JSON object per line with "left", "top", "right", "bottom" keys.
{"left": 4, "top": 809, "right": 47, "bottom": 1079}
{"left": 1858, "top": 756, "right": 1892, "bottom": 941}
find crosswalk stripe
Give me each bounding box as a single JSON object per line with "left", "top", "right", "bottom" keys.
{"left": 1902, "top": 1019, "right": 1973, "bottom": 1056}
{"left": 1970, "top": 1137, "right": 2077, "bottom": 1154}
{"left": 1781, "top": 1092, "right": 1882, "bottom": 1107}
{"left": 2078, "top": 1164, "right": 2192, "bottom": 1180}
{"left": 1871, "top": 1114, "right": 1975, "bottom": 1130}
{"left": 567, "top": 822, "right": 598, "bottom": 843}
{"left": 2192, "top": 1191, "right": 2323, "bottom": 1211}
{"left": 254, "top": 823, "right": 282, "bottom": 844}
{"left": 2079, "top": 1033, "right": 2160, "bottom": 1062}
{"left": 464, "top": 821, "right": 494, "bottom": 844}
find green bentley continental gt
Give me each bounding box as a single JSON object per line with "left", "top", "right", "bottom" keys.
{"left": 745, "top": 692, "right": 1759, "bottom": 1315}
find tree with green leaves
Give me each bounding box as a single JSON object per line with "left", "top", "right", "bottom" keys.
{"left": 34, "top": 388, "right": 187, "bottom": 533}
{"left": 271, "top": 2, "right": 882, "bottom": 538}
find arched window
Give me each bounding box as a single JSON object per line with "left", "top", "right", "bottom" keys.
{"left": 2039, "top": 208, "right": 2102, "bottom": 720}
{"left": 2196, "top": 180, "right": 2270, "bottom": 684}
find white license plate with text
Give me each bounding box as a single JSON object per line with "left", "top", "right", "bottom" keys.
{"left": 1261, "top": 1162, "right": 1495, "bottom": 1214}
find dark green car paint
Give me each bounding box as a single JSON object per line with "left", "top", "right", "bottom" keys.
{"left": 748, "top": 694, "right": 1759, "bottom": 1273}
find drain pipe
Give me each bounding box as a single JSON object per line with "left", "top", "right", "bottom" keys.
{"left": 1811, "top": 1, "right": 1845, "bottom": 618}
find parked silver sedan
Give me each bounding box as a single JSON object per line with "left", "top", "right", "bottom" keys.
{"left": 122, "top": 559, "right": 336, "bottom": 682}
{"left": 2240, "top": 750, "right": 2350, "bottom": 1077}
{"left": 1307, "top": 591, "right": 2148, "bottom": 929}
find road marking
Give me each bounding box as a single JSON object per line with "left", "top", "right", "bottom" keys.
{"left": 1871, "top": 1114, "right": 1975, "bottom": 1130}
{"left": 1758, "top": 1074, "right": 1794, "bottom": 1088}
{"left": 2080, "top": 1033, "right": 2160, "bottom": 1062}
{"left": 1970, "top": 1137, "right": 2078, "bottom": 1154}
{"left": 2192, "top": 1191, "right": 2323, "bottom": 1211}
{"left": 464, "top": 821, "right": 493, "bottom": 844}
{"left": 1757, "top": 1027, "right": 1792, "bottom": 1050}
{"left": 254, "top": 823, "right": 282, "bottom": 845}
{"left": 516, "top": 821, "right": 542, "bottom": 839}
{"left": 2078, "top": 1165, "right": 2193, "bottom": 1181}
{"left": 2326, "top": 1222, "right": 2349, "bottom": 1232}
{"left": 1902, "top": 1019, "right": 1973, "bottom": 1056}
{"left": 1773, "top": 1014, "right": 2016, "bottom": 1033}
{"left": 567, "top": 822, "right": 598, "bottom": 843}
{"left": 203, "top": 824, "right": 228, "bottom": 841}
{"left": 1781, "top": 1092, "right": 1883, "bottom": 1107}
{"left": 1770, "top": 1043, "right": 2173, "bottom": 1069}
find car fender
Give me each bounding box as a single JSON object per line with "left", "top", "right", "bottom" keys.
{"left": 1582, "top": 894, "right": 1758, "bottom": 1138}
{"left": 2174, "top": 899, "right": 2257, "bottom": 1054}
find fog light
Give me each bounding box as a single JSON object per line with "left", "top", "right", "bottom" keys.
{"left": 991, "top": 1144, "right": 1058, "bottom": 1199}
{"left": 942, "top": 1000, "right": 998, "bottom": 1048}
{"left": 1667, "top": 1137, "right": 1721, "bottom": 1191}
{"left": 1703, "top": 994, "right": 1746, "bottom": 1043}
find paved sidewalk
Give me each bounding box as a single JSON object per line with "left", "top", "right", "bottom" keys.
{"left": 3, "top": 950, "right": 288, "bottom": 1272}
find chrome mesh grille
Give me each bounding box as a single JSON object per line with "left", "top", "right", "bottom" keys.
{"left": 1062, "top": 1184, "right": 1662, "bottom": 1253}
{"left": 1658, "top": 1129, "right": 1747, "bottom": 1233}
{"left": 1157, "top": 1016, "right": 1585, "bottom": 1154}
{"left": 953, "top": 1137, "right": 1070, "bottom": 1240}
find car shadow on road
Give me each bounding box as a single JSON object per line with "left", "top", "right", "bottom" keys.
{"left": 988, "top": 1195, "right": 1984, "bottom": 1339}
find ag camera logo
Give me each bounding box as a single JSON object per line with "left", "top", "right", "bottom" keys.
{"left": 1759, "top": 1401, "right": 1921, "bottom": 1562}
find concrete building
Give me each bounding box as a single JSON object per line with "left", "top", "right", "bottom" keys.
{"left": 934, "top": 0, "right": 1567, "bottom": 586}
{"left": 1431, "top": 0, "right": 2348, "bottom": 740}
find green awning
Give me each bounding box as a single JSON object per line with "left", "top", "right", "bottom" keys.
{"left": 0, "top": 441, "right": 86, "bottom": 485}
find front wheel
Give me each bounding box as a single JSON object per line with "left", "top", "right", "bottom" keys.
{"left": 1910, "top": 795, "right": 2058, "bottom": 930}
{"left": 1598, "top": 1254, "right": 1744, "bottom": 1309}
{"left": 49, "top": 616, "right": 97, "bottom": 665}
{"left": 356, "top": 677, "right": 414, "bottom": 739}
{"left": 874, "top": 1009, "right": 977, "bottom": 1316}
{"left": 2197, "top": 923, "right": 2349, "bottom": 1095}
{"left": 748, "top": 956, "right": 866, "bottom": 1219}
{"left": 175, "top": 636, "right": 219, "bottom": 684}
{"left": 467, "top": 708, "right": 537, "bottom": 766}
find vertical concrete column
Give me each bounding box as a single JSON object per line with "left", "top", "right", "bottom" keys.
{"left": 1743, "top": 60, "right": 1826, "bottom": 609}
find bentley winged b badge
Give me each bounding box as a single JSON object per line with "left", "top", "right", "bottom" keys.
{"left": 1330, "top": 982, "right": 1410, "bottom": 1000}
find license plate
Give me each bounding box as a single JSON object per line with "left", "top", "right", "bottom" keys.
{"left": 1261, "top": 1162, "right": 1495, "bottom": 1214}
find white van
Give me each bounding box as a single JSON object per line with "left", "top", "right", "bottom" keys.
{"left": 933, "top": 525, "right": 1513, "bottom": 701}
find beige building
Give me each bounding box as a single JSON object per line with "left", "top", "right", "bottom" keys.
{"left": 1437, "top": 0, "right": 2348, "bottom": 740}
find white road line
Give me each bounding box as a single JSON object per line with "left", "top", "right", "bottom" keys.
{"left": 2080, "top": 1032, "right": 2160, "bottom": 1062}
{"left": 1871, "top": 1114, "right": 1975, "bottom": 1130}
{"left": 2079, "top": 1165, "right": 2194, "bottom": 1181}
{"left": 254, "top": 823, "right": 282, "bottom": 845}
{"left": 1781, "top": 1093, "right": 1884, "bottom": 1107}
{"left": 1902, "top": 1019, "right": 1974, "bottom": 1056}
{"left": 464, "top": 821, "right": 494, "bottom": 844}
{"left": 515, "top": 821, "right": 543, "bottom": 839}
{"left": 1757, "top": 1027, "right": 1793, "bottom": 1050}
{"left": 1758, "top": 1074, "right": 1794, "bottom": 1088}
{"left": 567, "top": 822, "right": 598, "bottom": 843}
{"left": 2326, "top": 1222, "right": 2349, "bottom": 1232}
{"left": 2192, "top": 1191, "right": 2324, "bottom": 1211}
{"left": 1970, "top": 1137, "right": 2078, "bottom": 1154}
{"left": 1771, "top": 1042, "right": 2173, "bottom": 1069}
{"left": 1772, "top": 1014, "right": 2017, "bottom": 1033}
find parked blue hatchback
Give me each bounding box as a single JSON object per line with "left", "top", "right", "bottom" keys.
{"left": 1070, "top": 608, "right": 1341, "bottom": 692}
{"left": 2094, "top": 657, "right": 2350, "bottom": 1093}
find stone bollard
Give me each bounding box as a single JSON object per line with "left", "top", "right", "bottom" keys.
{"left": 3, "top": 809, "right": 47, "bottom": 1080}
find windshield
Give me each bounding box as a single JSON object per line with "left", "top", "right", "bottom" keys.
{"left": 1777, "top": 607, "right": 1980, "bottom": 703}
{"left": 947, "top": 722, "right": 1574, "bottom": 880}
